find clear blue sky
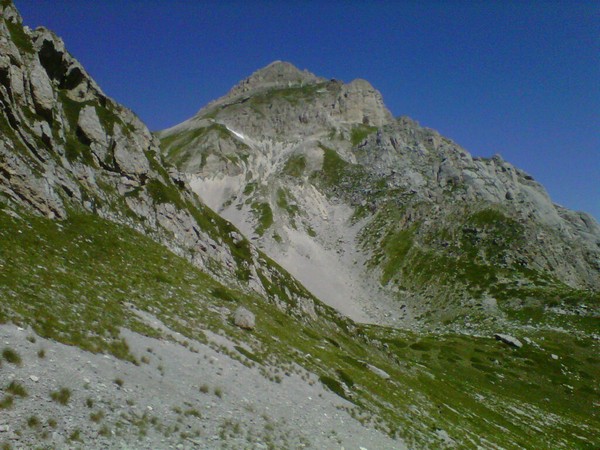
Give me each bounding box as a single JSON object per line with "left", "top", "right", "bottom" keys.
{"left": 15, "top": 0, "right": 599, "bottom": 221}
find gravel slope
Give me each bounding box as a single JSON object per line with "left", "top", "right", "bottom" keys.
{"left": 0, "top": 321, "right": 404, "bottom": 449}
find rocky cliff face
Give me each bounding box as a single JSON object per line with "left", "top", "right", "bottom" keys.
{"left": 0, "top": 3, "right": 327, "bottom": 316}
{"left": 160, "top": 60, "right": 600, "bottom": 330}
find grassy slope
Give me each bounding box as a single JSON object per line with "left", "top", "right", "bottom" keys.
{"left": 0, "top": 206, "right": 597, "bottom": 449}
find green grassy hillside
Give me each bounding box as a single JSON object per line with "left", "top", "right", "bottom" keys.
{"left": 1, "top": 205, "right": 597, "bottom": 448}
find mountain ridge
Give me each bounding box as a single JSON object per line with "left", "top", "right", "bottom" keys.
{"left": 160, "top": 60, "right": 599, "bottom": 329}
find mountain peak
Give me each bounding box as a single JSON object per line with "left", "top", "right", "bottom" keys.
{"left": 225, "top": 60, "right": 326, "bottom": 99}
{"left": 252, "top": 60, "right": 317, "bottom": 81}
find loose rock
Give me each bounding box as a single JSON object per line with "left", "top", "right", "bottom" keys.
{"left": 233, "top": 306, "right": 255, "bottom": 330}
{"left": 494, "top": 334, "right": 523, "bottom": 348}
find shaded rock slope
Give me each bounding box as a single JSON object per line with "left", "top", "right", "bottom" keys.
{"left": 1, "top": 1, "right": 599, "bottom": 449}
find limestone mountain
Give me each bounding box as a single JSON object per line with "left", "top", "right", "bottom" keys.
{"left": 159, "top": 60, "right": 600, "bottom": 332}
{"left": 1, "top": 1, "right": 599, "bottom": 448}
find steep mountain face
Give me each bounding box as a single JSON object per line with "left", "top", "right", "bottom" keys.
{"left": 0, "top": 3, "right": 327, "bottom": 314}
{"left": 1, "top": 2, "right": 599, "bottom": 448}
{"left": 159, "top": 60, "right": 600, "bottom": 331}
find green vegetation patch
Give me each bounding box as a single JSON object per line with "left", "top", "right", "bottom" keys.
{"left": 5, "top": 17, "right": 34, "bottom": 54}
{"left": 380, "top": 228, "right": 415, "bottom": 285}
{"left": 312, "top": 144, "right": 370, "bottom": 195}
{"left": 319, "top": 375, "right": 351, "bottom": 401}
{"left": 276, "top": 188, "right": 299, "bottom": 217}
{"left": 0, "top": 211, "right": 219, "bottom": 360}
{"left": 5, "top": 381, "right": 27, "bottom": 397}
{"left": 282, "top": 154, "right": 306, "bottom": 177}
{"left": 245, "top": 82, "right": 326, "bottom": 107}
{"left": 234, "top": 345, "right": 263, "bottom": 364}
{"left": 50, "top": 387, "right": 72, "bottom": 405}
{"left": 160, "top": 123, "right": 244, "bottom": 169}
{"left": 350, "top": 124, "right": 378, "bottom": 146}
{"left": 252, "top": 202, "right": 273, "bottom": 236}
{"left": 1, "top": 347, "right": 21, "bottom": 365}
{"left": 146, "top": 179, "right": 186, "bottom": 209}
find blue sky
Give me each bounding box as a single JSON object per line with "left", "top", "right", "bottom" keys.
{"left": 15, "top": 0, "right": 599, "bottom": 220}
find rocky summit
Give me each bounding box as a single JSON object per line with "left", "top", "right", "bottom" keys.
{"left": 1, "top": 1, "right": 599, "bottom": 449}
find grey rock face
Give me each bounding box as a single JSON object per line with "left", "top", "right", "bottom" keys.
{"left": 162, "top": 63, "right": 394, "bottom": 144}
{"left": 338, "top": 78, "right": 393, "bottom": 127}
{"left": 0, "top": 1, "right": 22, "bottom": 24}
{"left": 112, "top": 124, "right": 150, "bottom": 176}
{"left": 225, "top": 60, "right": 325, "bottom": 98}
{"left": 32, "top": 27, "right": 105, "bottom": 101}
{"left": 0, "top": 141, "right": 65, "bottom": 219}
{"left": 77, "top": 105, "right": 109, "bottom": 161}
{"left": 77, "top": 105, "right": 105, "bottom": 144}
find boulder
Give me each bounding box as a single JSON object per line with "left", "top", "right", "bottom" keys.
{"left": 494, "top": 333, "right": 523, "bottom": 349}
{"left": 233, "top": 306, "right": 255, "bottom": 330}
{"left": 229, "top": 231, "right": 244, "bottom": 246}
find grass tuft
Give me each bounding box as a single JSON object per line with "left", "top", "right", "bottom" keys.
{"left": 0, "top": 395, "right": 14, "bottom": 410}
{"left": 68, "top": 428, "right": 83, "bottom": 442}
{"left": 6, "top": 381, "right": 27, "bottom": 397}
{"left": 50, "top": 387, "right": 71, "bottom": 405}
{"left": 90, "top": 410, "right": 105, "bottom": 423}
{"left": 1, "top": 348, "right": 21, "bottom": 365}
{"left": 26, "top": 415, "right": 40, "bottom": 429}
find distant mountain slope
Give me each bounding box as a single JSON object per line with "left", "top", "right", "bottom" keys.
{"left": 159, "top": 60, "right": 600, "bottom": 333}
